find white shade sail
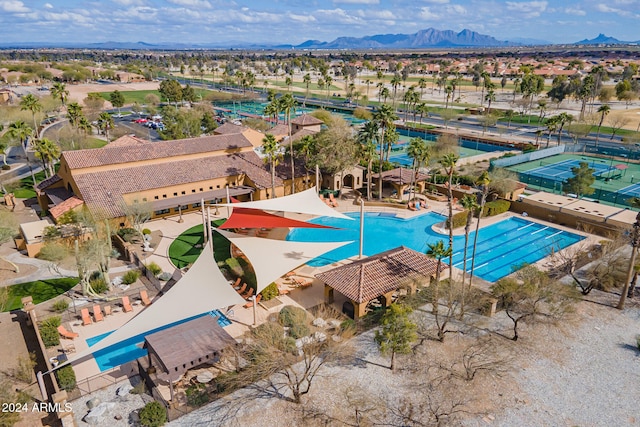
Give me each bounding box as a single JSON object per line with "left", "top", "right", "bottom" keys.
{"left": 216, "top": 228, "right": 352, "bottom": 293}
{"left": 216, "top": 187, "right": 353, "bottom": 220}
{"left": 59, "top": 244, "right": 246, "bottom": 369}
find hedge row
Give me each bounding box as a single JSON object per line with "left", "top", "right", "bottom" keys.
{"left": 447, "top": 210, "right": 471, "bottom": 229}
{"left": 482, "top": 200, "right": 511, "bottom": 217}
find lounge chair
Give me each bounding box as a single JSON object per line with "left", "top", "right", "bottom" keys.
{"left": 232, "top": 277, "right": 242, "bottom": 290}
{"left": 93, "top": 305, "right": 104, "bottom": 322}
{"left": 236, "top": 283, "right": 247, "bottom": 295}
{"left": 103, "top": 305, "right": 112, "bottom": 316}
{"left": 140, "top": 290, "right": 152, "bottom": 306}
{"left": 319, "top": 194, "right": 333, "bottom": 207}
{"left": 328, "top": 193, "right": 339, "bottom": 207}
{"left": 242, "top": 287, "right": 254, "bottom": 299}
{"left": 122, "top": 296, "right": 133, "bottom": 313}
{"left": 408, "top": 201, "right": 417, "bottom": 211}
{"left": 243, "top": 294, "right": 262, "bottom": 308}
{"left": 57, "top": 325, "right": 79, "bottom": 339}
{"left": 81, "top": 308, "right": 92, "bottom": 326}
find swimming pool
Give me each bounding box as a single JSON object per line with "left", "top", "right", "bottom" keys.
{"left": 286, "top": 212, "right": 584, "bottom": 283}
{"left": 86, "top": 309, "right": 231, "bottom": 372}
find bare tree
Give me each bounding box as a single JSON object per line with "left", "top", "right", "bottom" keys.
{"left": 438, "top": 336, "right": 514, "bottom": 382}
{"left": 121, "top": 198, "right": 153, "bottom": 236}
{"left": 608, "top": 115, "right": 629, "bottom": 140}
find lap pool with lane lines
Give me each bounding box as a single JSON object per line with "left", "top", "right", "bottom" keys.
{"left": 286, "top": 212, "right": 584, "bottom": 283}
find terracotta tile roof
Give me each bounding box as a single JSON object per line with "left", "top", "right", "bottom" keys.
{"left": 273, "top": 155, "right": 311, "bottom": 180}
{"left": 316, "top": 246, "right": 447, "bottom": 303}
{"left": 214, "top": 123, "right": 246, "bottom": 135}
{"left": 49, "top": 196, "right": 84, "bottom": 220}
{"left": 73, "top": 151, "right": 278, "bottom": 218}
{"left": 266, "top": 124, "right": 289, "bottom": 138}
{"left": 372, "top": 167, "right": 430, "bottom": 184}
{"left": 62, "top": 133, "right": 253, "bottom": 170}
{"left": 108, "top": 134, "right": 151, "bottom": 148}
{"left": 289, "top": 128, "right": 318, "bottom": 143}
{"left": 35, "top": 174, "right": 61, "bottom": 193}
{"left": 291, "top": 114, "right": 323, "bottom": 126}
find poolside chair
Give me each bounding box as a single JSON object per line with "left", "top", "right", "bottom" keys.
{"left": 81, "top": 308, "right": 92, "bottom": 326}
{"left": 236, "top": 283, "right": 247, "bottom": 295}
{"left": 140, "top": 290, "right": 152, "bottom": 306}
{"left": 242, "top": 287, "right": 254, "bottom": 299}
{"left": 328, "top": 193, "right": 339, "bottom": 207}
{"left": 103, "top": 305, "right": 112, "bottom": 316}
{"left": 122, "top": 296, "right": 133, "bottom": 313}
{"left": 93, "top": 305, "right": 104, "bottom": 322}
{"left": 319, "top": 194, "right": 332, "bottom": 207}
{"left": 243, "top": 294, "right": 262, "bottom": 308}
{"left": 57, "top": 325, "right": 79, "bottom": 339}
{"left": 232, "top": 277, "right": 242, "bottom": 290}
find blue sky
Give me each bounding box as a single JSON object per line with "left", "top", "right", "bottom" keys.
{"left": 0, "top": 0, "right": 638, "bottom": 45}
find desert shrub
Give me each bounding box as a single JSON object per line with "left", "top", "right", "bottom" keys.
{"left": 0, "top": 380, "right": 30, "bottom": 426}
{"left": 522, "top": 143, "right": 537, "bottom": 152}
{"left": 130, "top": 380, "right": 146, "bottom": 395}
{"left": 483, "top": 199, "right": 511, "bottom": 217}
{"left": 353, "top": 107, "right": 372, "bottom": 120}
{"left": 37, "top": 243, "right": 69, "bottom": 262}
{"left": 139, "top": 401, "right": 167, "bottom": 427}
{"left": 278, "top": 305, "right": 308, "bottom": 328}
{"left": 147, "top": 262, "right": 162, "bottom": 276}
{"left": 447, "top": 210, "right": 470, "bottom": 229}
{"left": 185, "top": 383, "right": 208, "bottom": 407}
{"left": 253, "top": 322, "right": 285, "bottom": 346}
{"left": 1, "top": 164, "right": 10, "bottom": 170}
{"left": 289, "top": 323, "right": 310, "bottom": 339}
{"left": 260, "top": 282, "right": 278, "bottom": 301}
{"left": 39, "top": 316, "right": 61, "bottom": 347}
{"left": 142, "top": 228, "right": 151, "bottom": 235}
{"left": 89, "top": 278, "right": 109, "bottom": 294}
{"left": 340, "top": 319, "right": 357, "bottom": 333}
{"left": 456, "top": 175, "right": 476, "bottom": 186}
{"left": 117, "top": 227, "right": 139, "bottom": 242}
{"left": 122, "top": 270, "right": 140, "bottom": 285}
{"left": 14, "top": 353, "right": 36, "bottom": 383}
{"left": 51, "top": 299, "right": 69, "bottom": 313}
{"left": 55, "top": 365, "right": 76, "bottom": 391}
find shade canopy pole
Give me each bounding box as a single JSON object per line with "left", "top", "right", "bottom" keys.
{"left": 201, "top": 199, "right": 206, "bottom": 243}
{"left": 359, "top": 198, "right": 365, "bottom": 259}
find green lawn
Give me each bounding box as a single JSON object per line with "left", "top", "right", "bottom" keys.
{"left": 4, "top": 278, "right": 80, "bottom": 312}
{"left": 93, "top": 88, "right": 217, "bottom": 105}
{"left": 168, "top": 220, "right": 229, "bottom": 269}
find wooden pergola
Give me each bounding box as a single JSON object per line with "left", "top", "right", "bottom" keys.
{"left": 316, "top": 246, "right": 448, "bottom": 320}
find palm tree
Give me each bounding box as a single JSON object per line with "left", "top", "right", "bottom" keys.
{"left": 415, "top": 103, "right": 429, "bottom": 125}
{"left": 444, "top": 84, "right": 453, "bottom": 110}
{"left": 439, "top": 153, "right": 459, "bottom": 272}
{"left": 485, "top": 86, "right": 496, "bottom": 114}
{"left": 407, "top": 137, "right": 428, "bottom": 200}
{"left": 324, "top": 75, "right": 333, "bottom": 101}
{"left": 595, "top": 104, "right": 610, "bottom": 147}
{"left": 358, "top": 121, "right": 380, "bottom": 200}
{"left": 297, "top": 135, "right": 315, "bottom": 189}
{"left": 468, "top": 171, "right": 490, "bottom": 287}
{"left": 66, "top": 102, "right": 83, "bottom": 128}
{"left": 262, "top": 134, "right": 280, "bottom": 199}
{"left": 7, "top": 121, "right": 35, "bottom": 184}
{"left": 33, "top": 138, "right": 61, "bottom": 178}
{"left": 426, "top": 240, "right": 452, "bottom": 316}
{"left": 51, "top": 82, "right": 69, "bottom": 110}
{"left": 97, "top": 112, "right": 114, "bottom": 142}
{"left": 418, "top": 77, "right": 427, "bottom": 100}
{"left": 20, "top": 94, "right": 43, "bottom": 138}
{"left": 263, "top": 101, "right": 279, "bottom": 125}
{"left": 0, "top": 141, "right": 8, "bottom": 166}
{"left": 459, "top": 194, "right": 479, "bottom": 316}
{"left": 78, "top": 116, "right": 92, "bottom": 137}
{"left": 555, "top": 112, "right": 573, "bottom": 144}
{"left": 364, "top": 79, "right": 372, "bottom": 105}
{"left": 390, "top": 74, "right": 402, "bottom": 108}
{"left": 279, "top": 93, "right": 297, "bottom": 194}
{"left": 303, "top": 73, "right": 311, "bottom": 104}
{"left": 373, "top": 105, "right": 398, "bottom": 201}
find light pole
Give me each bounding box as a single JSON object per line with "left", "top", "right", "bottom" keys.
{"left": 618, "top": 211, "right": 640, "bottom": 309}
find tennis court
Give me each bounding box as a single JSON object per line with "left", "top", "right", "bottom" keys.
{"left": 505, "top": 153, "right": 640, "bottom": 206}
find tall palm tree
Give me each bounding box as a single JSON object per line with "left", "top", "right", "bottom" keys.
{"left": 303, "top": 73, "right": 311, "bottom": 104}
{"left": 262, "top": 133, "right": 280, "bottom": 199}
{"left": 20, "top": 94, "right": 43, "bottom": 138}
{"left": 415, "top": 103, "right": 429, "bottom": 125}
{"left": 66, "top": 102, "right": 83, "bottom": 128}
{"left": 373, "top": 105, "right": 398, "bottom": 201}
{"left": 263, "top": 101, "right": 279, "bottom": 125}
{"left": 595, "top": 104, "right": 610, "bottom": 147}
{"left": 279, "top": 93, "right": 297, "bottom": 194}
{"left": 485, "top": 86, "right": 496, "bottom": 114}
{"left": 364, "top": 79, "right": 372, "bottom": 105}
{"left": 407, "top": 137, "right": 428, "bottom": 200}
{"left": 33, "top": 138, "right": 61, "bottom": 178}
{"left": 78, "top": 116, "right": 92, "bottom": 136}
{"left": 297, "top": 135, "right": 315, "bottom": 189}
{"left": 468, "top": 171, "right": 490, "bottom": 287}
{"left": 390, "top": 74, "right": 402, "bottom": 108}
{"left": 444, "top": 84, "right": 453, "bottom": 110}
{"left": 358, "top": 121, "right": 380, "bottom": 200}
{"left": 426, "top": 240, "right": 452, "bottom": 316}
{"left": 459, "top": 194, "right": 479, "bottom": 316}
{"left": 439, "top": 153, "right": 459, "bottom": 272}
{"left": 51, "top": 82, "right": 69, "bottom": 109}
{"left": 7, "top": 120, "right": 35, "bottom": 184}
{"left": 324, "top": 75, "right": 333, "bottom": 101}
{"left": 555, "top": 112, "right": 573, "bottom": 144}
{"left": 97, "top": 112, "right": 114, "bottom": 142}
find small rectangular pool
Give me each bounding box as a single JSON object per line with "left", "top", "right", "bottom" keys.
{"left": 86, "top": 309, "right": 231, "bottom": 372}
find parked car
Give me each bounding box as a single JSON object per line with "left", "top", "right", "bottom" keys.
{"left": 40, "top": 116, "right": 57, "bottom": 125}
{"left": 134, "top": 118, "right": 148, "bottom": 124}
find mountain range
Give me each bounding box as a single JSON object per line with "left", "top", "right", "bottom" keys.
{"left": 0, "top": 30, "right": 635, "bottom": 50}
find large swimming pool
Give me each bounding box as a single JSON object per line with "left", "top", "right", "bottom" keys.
{"left": 286, "top": 212, "right": 584, "bottom": 283}
{"left": 86, "top": 310, "right": 231, "bottom": 372}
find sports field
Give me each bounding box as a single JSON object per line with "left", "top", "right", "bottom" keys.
{"left": 506, "top": 153, "right": 640, "bottom": 205}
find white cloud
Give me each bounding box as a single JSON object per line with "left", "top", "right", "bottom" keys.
{"left": 422, "top": 0, "right": 449, "bottom": 3}
{"left": 419, "top": 6, "right": 440, "bottom": 19}
{"left": 595, "top": 2, "right": 639, "bottom": 16}
{"left": 44, "top": 3, "right": 53, "bottom": 9}
{"left": 112, "top": 0, "right": 145, "bottom": 5}
{"left": 288, "top": 13, "right": 316, "bottom": 23}
{"left": 0, "top": 0, "right": 29, "bottom": 13}
{"left": 333, "top": 0, "right": 379, "bottom": 4}
{"left": 167, "top": 0, "right": 212, "bottom": 9}
{"left": 314, "top": 8, "right": 362, "bottom": 24}
{"left": 355, "top": 9, "right": 396, "bottom": 19}
{"left": 506, "top": 1, "right": 547, "bottom": 18}
{"left": 564, "top": 7, "right": 586, "bottom": 16}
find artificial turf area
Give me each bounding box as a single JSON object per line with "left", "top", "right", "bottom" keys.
{"left": 167, "top": 220, "right": 230, "bottom": 269}
{"left": 4, "top": 277, "right": 80, "bottom": 312}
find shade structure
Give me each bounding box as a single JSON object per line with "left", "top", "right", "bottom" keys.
{"left": 614, "top": 164, "right": 628, "bottom": 170}
{"left": 219, "top": 207, "right": 337, "bottom": 230}
{"left": 58, "top": 244, "right": 245, "bottom": 370}
{"left": 216, "top": 187, "right": 353, "bottom": 220}
{"left": 216, "top": 228, "right": 352, "bottom": 293}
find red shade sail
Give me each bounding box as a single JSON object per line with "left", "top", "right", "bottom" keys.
{"left": 219, "top": 207, "right": 336, "bottom": 230}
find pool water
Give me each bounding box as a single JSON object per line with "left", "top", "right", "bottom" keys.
{"left": 86, "top": 309, "right": 231, "bottom": 371}
{"left": 286, "top": 212, "right": 584, "bottom": 283}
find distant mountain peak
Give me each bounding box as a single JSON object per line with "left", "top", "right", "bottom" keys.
{"left": 575, "top": 34, "right": 625, "bottom": 45}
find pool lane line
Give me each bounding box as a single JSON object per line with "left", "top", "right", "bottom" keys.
{"left": 517, "top": 222, "right": 535, "bottom": 231}
{"left": 531, "top": 226, "right": 549, "bottom": 235}
{"left": 545, "top": 230, "right": 564, "bottom": 240}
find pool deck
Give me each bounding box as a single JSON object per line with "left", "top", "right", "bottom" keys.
{"left": 68, "top": 193, "right": 601, "bottom": 389}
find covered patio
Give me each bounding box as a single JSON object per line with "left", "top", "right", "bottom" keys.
{"left": 316, "top": 246, "right": 448, "bottom": 319}
{"left": 371, "top": 167, "right": 430, "bottom": 200}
